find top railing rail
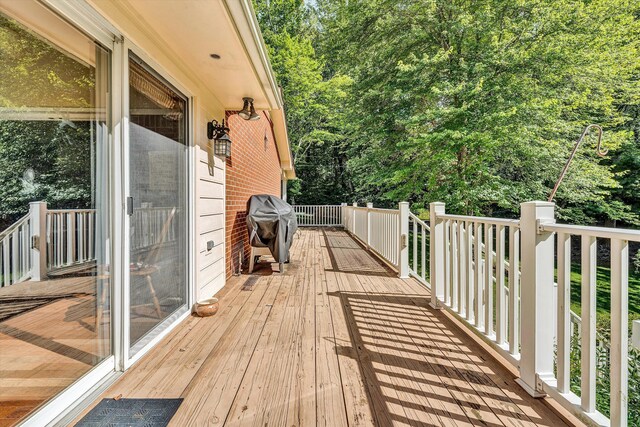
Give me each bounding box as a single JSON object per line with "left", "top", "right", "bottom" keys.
{"left": 540, "top": 222, "right": 640, "bottom": 242}
{"left": 0, "top": 213, "right": 29, "bottom": 240}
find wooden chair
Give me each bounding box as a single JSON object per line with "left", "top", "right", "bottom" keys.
{"left": 130, "top": 207, "right": 177, "bottom": 319}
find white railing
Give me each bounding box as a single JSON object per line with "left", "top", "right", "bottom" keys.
{"left": 131, "top": 207, "right": 178, "bottom": 251}
{"left": 368, "top": 208, "right": 400, "bottom": 267}
{"left": 293, "top": 205, "right": 343, "bottom": 226}
{"left": 314, "top": 199, "right": 635, "bottom": 426}
{"left": 434, "top": 212, "right": 522, "bottom": 362}
{"left": 430, "top": 202, "right": 637, "bottom": 427}
{"left": 47, "top": 209, "right": 96, "bottom": 271}
{"left": 0, "top": 202, "right": 177, "bottom": 285}
{"left": 538, "top": 220, "right": 640, "bottom": 426}
{"left": 343, "top": 203, "right": 403, "bottom": 270}
{"left": 0, "top": 213, "right": 31, "bottom": 286}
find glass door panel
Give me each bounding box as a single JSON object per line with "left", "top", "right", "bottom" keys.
{"left": 0, "top": 2, "right": 111, "bottom": 424}
{"left": 128, "top": 55, "right": 188, "bottom": 354}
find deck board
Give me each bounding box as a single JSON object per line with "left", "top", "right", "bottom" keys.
{"left": 75, "top": 228, "right": 576, "bottom": 427}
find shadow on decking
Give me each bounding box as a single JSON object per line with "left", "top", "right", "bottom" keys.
{"left": 321, "top": 228, "right": 559, "bottom": 427}
{"left": 321, "top": 228, "right": 395, "bottom": 277}
{"left": 327, "top": 290, "right": 559, "bottom": 427}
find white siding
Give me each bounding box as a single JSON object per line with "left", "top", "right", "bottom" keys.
{"left": 195, "top": 109, "right": 226, "bottom": 300}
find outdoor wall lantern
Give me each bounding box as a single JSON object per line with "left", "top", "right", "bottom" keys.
{"left": 238, "top": 97, "right": 260, "bottom": 121}
{"left": 207, "top": 119, "right": 232, "bottom": 157}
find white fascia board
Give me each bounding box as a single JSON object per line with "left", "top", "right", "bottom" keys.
{"left": 222, "top": 0, "right": 283, "bottom": 110}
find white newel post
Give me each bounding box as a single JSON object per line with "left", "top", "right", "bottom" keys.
{"left": 398, "top": 202, "right": 410, "bottom": 279}
{"left": 340, "top": 203, "right": 347, "bottom": 227}
{"left": 366, "top": 202, "right": 373, "bottom": 249}
{"left": 517, "top": 201, "right": 555, "bottom": 397}
{"left": 429, "top": 202, "right": 445, "bottom": 309}
{"left": 29, "top": 201, "right": 47, "bottom": 281}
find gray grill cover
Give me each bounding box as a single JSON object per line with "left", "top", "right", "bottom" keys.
{"left": 246, "top": 195, "right": 298, "bottom": 263}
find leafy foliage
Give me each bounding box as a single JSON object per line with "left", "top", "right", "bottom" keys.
{"left": 257, "top": 0, "right": 640, "bottom": 228}
{"left": 0, "top": 15, "right": 95, "bottom": 229}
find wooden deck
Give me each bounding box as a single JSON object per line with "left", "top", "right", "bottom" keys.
{"left": 76, "top": 228, "right": 574, "bottom": 426}
{"left": 0, "top": 276, "right": 109, "bottom": 427}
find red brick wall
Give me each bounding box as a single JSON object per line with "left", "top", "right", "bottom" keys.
{"left": 225, "top": 111, "right": 282, "bottom": 278}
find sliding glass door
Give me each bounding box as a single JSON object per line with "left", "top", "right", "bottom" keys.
{"left": 0, "top": 2, "right": 112, "bottom": 424}
{"left": 127, "top": 54, "right": 189, "bottom": 355}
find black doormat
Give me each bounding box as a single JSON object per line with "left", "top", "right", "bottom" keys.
{"left": 76, "top": 398, "right": 183, "bottom": 426}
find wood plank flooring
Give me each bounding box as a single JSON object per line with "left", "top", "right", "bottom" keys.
{"left": 76, "top": 228, "right": 574, "bottom": 426}
{"left": 0, "top": 275, "right": 109, "bottom": 427}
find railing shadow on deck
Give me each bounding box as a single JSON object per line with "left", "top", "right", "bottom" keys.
{"left": 326, "top": 290, "right": 560, "bottom": 427}
{"left": 321, "top": 228, "right": 395, "bottom": 277}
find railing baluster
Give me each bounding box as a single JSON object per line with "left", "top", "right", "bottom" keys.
{"left": 3, "top": 239, "right": 9, "bottom": 287}
{"left": 610, "top": 238, "right": 628, "bottom": 427}
{"left": 557, "top": 232, "right": 571, "bottom": 393}
{"left": 495, "top": 225, "right": 506, "bottom": 345}
{"left": 451, "top": 221, "right": 458, "bottom": 310}
{"left": 444, "top": 219, "right": 451, "bottom": 305}
{"left": 416, "top": 217, "right": 418, "bottom": 273}
{"left": 508, "top": 226, "right": 520, "bottom": 356}
{"left": 458, "top": 221, "right": 466, "bottom": 316}
{"left": 421, "top": 223, "right": 426, "bottom": 281}
{"left": 484, "top": 223, "right": 494, "bottom": 336}
{"left": 581, "top": 235, "right": 597, "bottom": 413}
{"left": 474, "top": 222, "right": 484, "bottom": 328}
{"left": 466, "top": 220, "right": 474, "bottom": 322}
{"left": 11, "top": 230, "right": 18, "bottom": 280}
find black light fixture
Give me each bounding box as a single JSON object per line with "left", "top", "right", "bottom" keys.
{"left": 207, "top": 119, "right": 232, "bottom": 157}
{"left": 238, "top": 97, "right": 260, "bottom": 121}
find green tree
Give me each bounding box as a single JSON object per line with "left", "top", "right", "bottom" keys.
{"left": 314, "top": 0, "right": 640, "bottom": 222}
{"left": 254, "top": 0, "right": 353, "bottom": 204}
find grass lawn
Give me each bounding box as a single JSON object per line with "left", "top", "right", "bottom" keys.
{"left": 568, "top": 264, "right": 640, "bottom": 328}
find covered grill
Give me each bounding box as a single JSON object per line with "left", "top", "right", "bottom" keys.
{"left": 246, "top": 195, "right": 298, "bottom": 272}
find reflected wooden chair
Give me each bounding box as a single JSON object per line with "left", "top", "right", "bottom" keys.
{"left": 130, "top": 207, "right": 177, "bottom": 319}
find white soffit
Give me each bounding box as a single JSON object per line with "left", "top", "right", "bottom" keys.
{"left": 113, "top": 0, "right": 280, "bottom": 112}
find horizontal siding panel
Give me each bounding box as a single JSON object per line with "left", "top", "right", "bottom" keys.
{"left": 199, "top": 256, "right": 224, "bottom": 284}
{"left": 199, "top": 181, "right": 223, "bottom": 199}
{"left": 199, "top": 240, "right": 224, "bottom": 264}
{"left": 198, "top": 160, "right": 224, "bottom": 184}
{"left": 197, "top": 145, "right": 225, "bottom": 165}
{"left": 199, "top": 229, "right": 225, "bottom": 253}
{"left": 199, "top": 197, "right": 224, "bottom": 215}
{"left": 198, "top": 215, "right": 224, "bottom": 236}
{"left": 199, "top": 270, "right": 225, "bottom": 299}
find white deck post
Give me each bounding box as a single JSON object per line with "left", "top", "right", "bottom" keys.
{"left": 517, "top": 201, "right": 555, "bottom": 397}
{"left": 398, "top": 201, "right": 410, "bottom": 279}
{"left": 29, "top": 201, "right": 47, "bottom": 281}
{"left": 340, "top": 202, "right": 347, "bottom": 227}
{"left": 429, "top": 202, "right": 445, "bottom": 309}
{"left": 366, "top": 202, "right": 373, "bottom": 249}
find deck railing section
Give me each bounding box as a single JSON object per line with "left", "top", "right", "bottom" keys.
{"left": 302, "top": 199, "right": 635, "bottom": 426}
{"left": 434, "top": 211, "right": 522, "bottom": 363}
{"left": 47, "top": 208, "right": 96, "bottom": 271}
{"left": 343, "top": 203, "right": 402, "bottom": 270}
{"left": 431, "top": 202, "right": 637, "bottom": 427}
{"left": 131, "top": 207, "right": 178, "bottom": 251}
{"left": 0, "top": 201, "right": 177, "bottom": 285}
{"left": 0, "top": 213, "right": 31, "bottom": 286}
{"left": 537, "top": 221, "right": 640, "bottom": 427}
{"left": 293, "top": 205, "right": 343, "bottom": 226}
